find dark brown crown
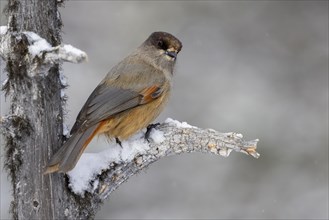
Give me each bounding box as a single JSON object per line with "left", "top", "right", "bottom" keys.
{"left": 145, "top": 31, "right": 182, "bottom": 52}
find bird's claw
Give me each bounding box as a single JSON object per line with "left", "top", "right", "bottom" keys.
{"left": 115, "top": 137, "right": 122, "bottom": 148}
{"left": 145, "top": 123, "right": 160, "bottom": 142}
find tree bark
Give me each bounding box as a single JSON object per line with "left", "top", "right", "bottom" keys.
{"left": 1, "top": 0, "right": 93, "bottom": 219}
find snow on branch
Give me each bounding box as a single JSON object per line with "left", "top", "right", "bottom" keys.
{"left": 0, "top": 26, "right": 10, "bottom": 59}
{"left": 66, "top": 118, "right": 260, "bottom": 201}
{"left": 0, "top": 26, "right": 87, "bottom": 67}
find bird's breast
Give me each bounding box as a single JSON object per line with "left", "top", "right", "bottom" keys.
{"left": 100, "top": 88, "right": 170, "bottom": 140}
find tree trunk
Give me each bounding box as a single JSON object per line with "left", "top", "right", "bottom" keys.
{"left": 1, "top": 0, "right": 94, "bottom": 219}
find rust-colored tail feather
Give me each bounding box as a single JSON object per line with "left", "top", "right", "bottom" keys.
{"left": 44, "top": 122, "right": 105, "bottom": 174}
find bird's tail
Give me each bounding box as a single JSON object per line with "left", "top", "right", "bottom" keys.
{"left": 44, "top": 123, "right": 101, "bottom": 174}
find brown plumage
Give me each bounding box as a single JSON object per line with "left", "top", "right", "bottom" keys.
{"left": 44, "top": 32, "right": 182, "bottom": 174}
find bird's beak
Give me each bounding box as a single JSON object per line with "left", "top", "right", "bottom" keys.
{"left": 165, "top": 50, "right": 177, "bottom": 59}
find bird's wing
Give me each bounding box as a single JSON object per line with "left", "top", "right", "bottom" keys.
{"left": 70, "top": 61, "right": 166, "bottom": 134}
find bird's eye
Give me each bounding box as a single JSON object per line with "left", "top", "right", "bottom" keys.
{"left": 157, "top": 40, "right": 165, "bottom": 49}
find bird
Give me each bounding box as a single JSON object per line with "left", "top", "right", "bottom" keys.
{"left": 44, "top": 31, "right": 182, "bottom": 174}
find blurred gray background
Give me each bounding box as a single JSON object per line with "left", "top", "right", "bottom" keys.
{"left": 1, "top": 1, "right": 328, "bottom": 219}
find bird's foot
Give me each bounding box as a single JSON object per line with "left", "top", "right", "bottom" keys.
{"left": 145, "top": 123, "right": 161, "bottom": 142}
{"left": 116, "top": 137, "right": 122, "bottom": 148}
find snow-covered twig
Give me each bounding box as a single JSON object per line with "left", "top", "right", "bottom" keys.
{"left": 43, "top": 44, "right": 88, "bottom": 64}
{"left": 66, "top": 118, "right": 260, "bottom": 202}
{"left": 0, "top": 26, "right": 87, "bottom": 66}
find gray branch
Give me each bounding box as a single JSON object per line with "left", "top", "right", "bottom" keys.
{"left": 65, "top": 119, "right": 259, "bottom": 207}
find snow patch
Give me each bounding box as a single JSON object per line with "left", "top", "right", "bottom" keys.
{"left": 92, "top": 179, "right": 99, "bottom": 193}
{"left": 61, "top": 44, "right": 88, "bottom": 63}
{"left": 24, "top": 31, "right": 52, "bottom": 57}
{"left": 0, "top": 27, "right": 9, "bottom": 57}
{"left": 59, "top": 72, "right": 68, "bottom": 87}
{"left": 165, "top": 118, "right": 196, "bottom": 128}
{"left": 63, "top": 124, "right": 70, "bottom": 137}
{"left": 0, "top": 26, "right": 8, "bottom": 35}
{"left": 149, "top": 129, "right": 165, "bottom": 143}
{"left": 22, "top": 32, "right": 87, "bottom": 63}
{"left": 67, "top": 145, "right": 121, "bottom": 196}
{"left": 67, "top": 131, "right": 151, "bottom": 196}
{"left": 219, "top": 148, "right": 233, "bottom": 157}
{"left": 63, "top": 44, "right": 84, "bottom": 57}
{"left": 120, "top": 132, "right": 149, "bottom": 161}
{"left": 60, "top": 90, "right": 66, "bottom": 98}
